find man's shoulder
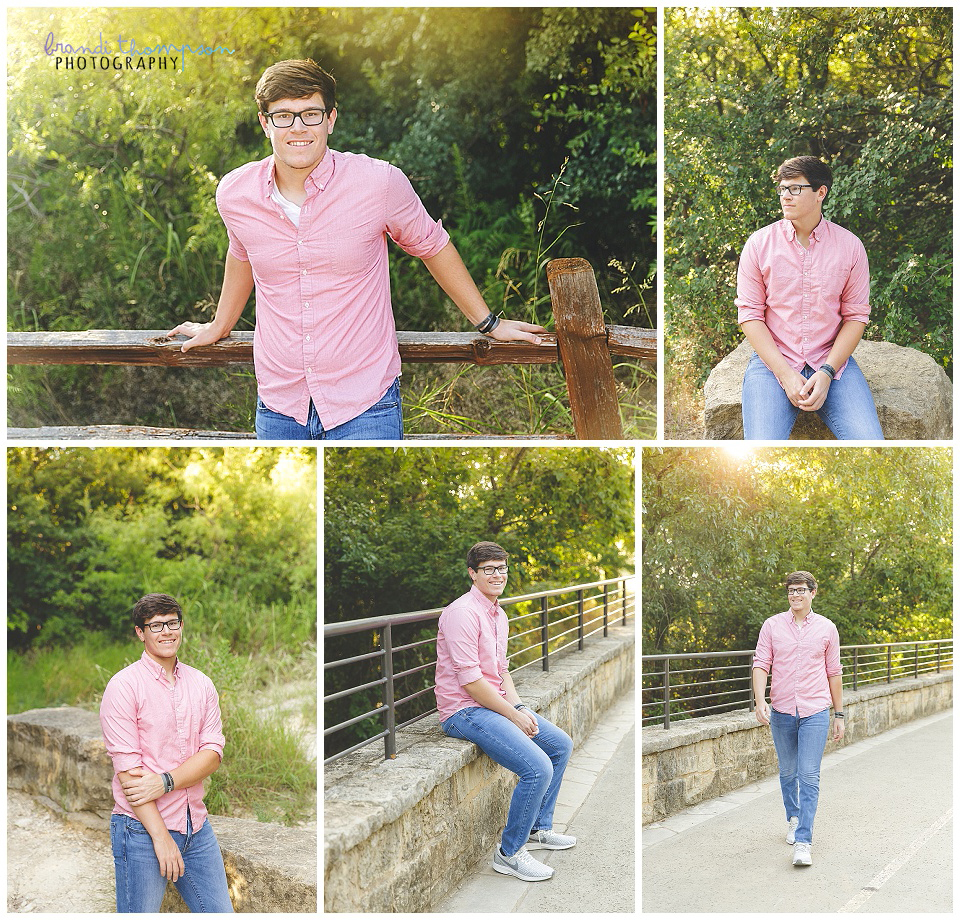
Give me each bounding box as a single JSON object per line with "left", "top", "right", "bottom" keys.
{"left": 176, "top": 660, "right": 217, "bottom": 688}
{"left": 440, "top": 591, "right": 482, "bottom": 624}
{"left": 332, "top": 149, "right": 404, "bottom": 187}
{"left": 217, "top": 155, "right": 272, "bottom": 200}
{"left": 821, "top": 218, "right": 865, "bottom": 247}
{"left": 811, "top": 610, "right": 839, "bottom": 630}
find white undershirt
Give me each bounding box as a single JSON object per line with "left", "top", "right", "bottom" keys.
{"left": 270, "top": 186, "right": 302, "bottom": 228}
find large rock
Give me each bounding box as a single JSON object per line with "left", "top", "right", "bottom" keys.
{"left": 7, "top": 706, "right": 317, "bottom": 913}
{"left": 704, "top": 339, "right": 952, "bottom": 439}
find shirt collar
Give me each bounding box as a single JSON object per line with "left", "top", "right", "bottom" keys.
{"left": 139, "top": 649, "right": 180, "bottom": 681}
{"left": 781, "top": 216, "right": 828, "bottom": 243}
{"left": 262, "top": 148, "right": 337, "bottom": 198}
{"left": 782, "top": 608, "right": 815, "bottom": 625}
{"left": 469, "top": 583, "right": 501, "bottom": 617}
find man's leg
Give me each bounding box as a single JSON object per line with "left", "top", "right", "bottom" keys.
{"left": 526, "top": 713, "right": 574, "bottom": 836}
{"left": 110, "top": 814, "right": 177, "bottom": 913}
{"left": 741, "top": 354, "right": 800, "bottom": 440}
{"left": 325, "top": 378, "right": 403, "bottom": 440}
{"left": 173, "top": 812, "right": 234, "bottom": 913}
{"left": 768, "top": 709, "right": 800, "bottom": 826}
{"left": 794, "top": 708, "right": 830, "bottom": 845}
{"left": 441, "top": 706, "right": 553, "bottom": 855}
{"left": 815, "top": 356, "right": 885, "bottom": 440}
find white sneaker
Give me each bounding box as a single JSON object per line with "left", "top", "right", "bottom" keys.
{"left": 527, "top": 829, "right": 577, "bottom": 850}
{"left": 492, "top": 844, "right": 554, "bottom": 881}
{"left": 786, "top": 817, "right": 799, "bottom": 845}
{"left": 792, "top": 842, "right": 812, "bottom": 866}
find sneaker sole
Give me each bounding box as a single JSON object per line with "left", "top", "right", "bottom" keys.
{"left": 527, "top": 841, "right": 576, "bottom": 851}
{"left": 492, "top": 861, "right": 554, "bottom": 882}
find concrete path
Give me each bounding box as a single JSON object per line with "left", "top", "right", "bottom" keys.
{"left": 436, "top": 689, "right": 635, "bottom": 913}
{"left": 643, "top": 710, "right": 952, "bottom": 912}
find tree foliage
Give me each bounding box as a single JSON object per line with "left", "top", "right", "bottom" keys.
{"left": 8, "top": 447, "right": 317, "bottom": 650}
{"left": 8, "top": 7, "right": 655, "bottom": 430}
{"left": 642, "top": 447, "right": 952, "bottom": 655}
{"left": 664, "top": 7, "right": 952, "bottom": 394}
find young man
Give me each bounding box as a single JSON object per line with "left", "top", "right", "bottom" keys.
{"left": 99, "top": 594, "right": 233, "bottom": 912}
{"left": 736, "top": 155, "right": 884, "bottom": 440}
{"left": 169, "top": 59, "right": 546, "bottom": 440}
{"left": 752, "top": 571, "right": 844, "bottom": 867}
{"left": 435, "top": 541, "right": 575, "bottom": 882}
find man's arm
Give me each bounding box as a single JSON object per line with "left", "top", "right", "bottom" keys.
{"left": 119, "top": 749, "right": 222, "bottom": 807}
{"left": 421, "top": 241, "right": 548, "bottom": 344}
{"left": 168, "top": 253, "right": 254, "bottom": 352}
{"left": 797, "top": 321, "right": 867, "bottom": 411}
{"left": 116, "top": 774, "right": 185, "bottom": 882}
{"left": 752, "top": 666, "right": 770, "bottom": 725}
{"left": 462, "top": 674, "right": 538, "bottom": 737}
{"left": 828, "top": 673, "right": 845, "bottom": 741}
{"left": 740, "top": 320, "right": 808, "bottom": 408}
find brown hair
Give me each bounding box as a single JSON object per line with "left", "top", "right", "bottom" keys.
{"left": 775, "top": 156, "right": 832, "bottom": 203}
{"left": 132, "top": 594, "right": 183, "bottom": 631}
{"left": 784, "top": 571, "right": 818, "bottom": 592}
{"left": 467, "top": 541, "right": 508, "bottom": 572}
{"left": 255, "top": 59, "right": 336, "bottom": 113}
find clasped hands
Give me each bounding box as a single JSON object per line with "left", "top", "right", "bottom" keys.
{"left": 120, "top": 767, "right": 166, "bottom": 807}
{"left": 780, "top": 369, "right": 831, "bottom": 412}
{"left": 512, "top": 707, "right": 539, "bottom": 738}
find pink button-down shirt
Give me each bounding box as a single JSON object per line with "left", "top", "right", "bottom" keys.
{"left": 99, "top": 652, "right": 225, "bottom": 834}
{"left": 754, "top": 610, "right": 842, "bottom": 718}
{"left": 216, "top": 149, "right": 450, "bottom": 428}
{"left": 736, "top": 218, "right": 870, "bottom": 379}
{"left": 435, "top": 584, "right": 509, "bottom": 722}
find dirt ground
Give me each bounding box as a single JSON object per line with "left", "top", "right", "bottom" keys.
{"left": 7, "top": 789, "right": 115, "bottom": 912}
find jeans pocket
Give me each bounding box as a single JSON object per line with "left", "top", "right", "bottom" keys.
{"left": 367, "top": 380, "right": 400, "bottom": 412}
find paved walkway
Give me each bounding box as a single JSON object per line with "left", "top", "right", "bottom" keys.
{"left": 436, "top": 689, "right": 635, "bottom": 912}
{"left": 643, "top": 710, "right": 952, "bottom": 913}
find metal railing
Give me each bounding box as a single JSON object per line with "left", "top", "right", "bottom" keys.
{"left": 641, "top": 638, "right": 953, "bottom": 729}
{"left": 325, "top": 576, "right": 635, "bottom": 764}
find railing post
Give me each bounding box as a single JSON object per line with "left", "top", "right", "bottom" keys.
{"left": 853, "top": 648, "right": 859, "bottom": 690}
{"left": 578, "top": 589, "right": 585, "bottom": 650}
{"left": 383, "top": 624, "right": 397, "bottom": 759}
{"left": 937, "top": 642, "right": 941, "bottom": 673}
{"left": 603, "top": 582, "right": 609, "bottom": 637}
{"left": 748, "top": 653, "right": 755, "bottom": 712}
{"left": 663, "top": 658, "right": 671, "bottom": 729}
{"left": 887, "top": 645, "right": 892, "bottom": 683}
{"left": 540, "top": 596, "right": 550, "bottom": 672}
{"left": 915, "top": 642, "right": 919, "bottom": 678}
{"left": 546, "top": 258, "right": 624, "bottom": 439}
{"left": 621, "top": 578, "right": 627, "bottom": 624}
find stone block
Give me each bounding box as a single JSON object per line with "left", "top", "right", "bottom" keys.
{"left": 704, "top": 339, "right": 952, "bottom": 439}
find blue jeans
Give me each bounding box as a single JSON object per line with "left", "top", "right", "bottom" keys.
{"left": 769, "top": 707, "right": 830, "bottom": 845}
{"left": 742, "top": 354, "right": 884, "bottom": 440}
{"left": 441, "top": 706, "right": 574, "bottom": 857}
{"left": 254, "top": 377, "right": 403, "bottom": 440}
{"left": 110, "top": 811, "right": 233, "bottom": 912}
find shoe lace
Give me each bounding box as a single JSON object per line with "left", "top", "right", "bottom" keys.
{"left": 512, "top": 847, "right": 541, "bottom": 870}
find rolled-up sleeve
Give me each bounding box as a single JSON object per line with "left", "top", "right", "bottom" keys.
{"left": 753, "top": 619, "right": 773, "bottom": 672}
{"left": 839, "top": 238, "right": 870, "bottom": 324}
{"left": 735, "top": 235, "right": 768, "bottom": 324}
{"left": 216, "top": 175, "right": 250, "bottom": 263}
{"left": 198, "top": 678, "right": 226, "bottom": 760}
{"left": 443, "top": 607, "right": 484, "bottom": 686}
{"left": 825, "top": 623, "right": 843, "bottom": 677}
{"left": 99, "top": 676, "right": 143, "bottom": 774}
{"left": 384, "top": 166, "right": 450, "bottom": 259}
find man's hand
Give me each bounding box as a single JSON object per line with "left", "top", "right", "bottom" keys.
{"left": 833, "top": 717, "right": 845, "bottom": 742}
{"left": 487, "top": 318, "right": 549, "bottom": 346}
{"left": 775, "top": 369, "right": 809, "bottom": 408}
{"left": 120, "top": 767, "right": 166, "bottom": 807}
{"left": 167, "top": 321, "right": 228, "bottom": 353}
{"left": 754, "top": 700, "right": 770, "bottom": 726}
{"left": 798, "top": 370, "right": 832, "bottom": 411}
{"left": 150, "top": 829, "right": 185, "bottom": 882}
{"left": 512, "top": 707, "right": 539, "bottom": 738}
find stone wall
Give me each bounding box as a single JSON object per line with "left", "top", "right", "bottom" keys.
{"left": 7, "top": 706, "right": 316, "bottom": 912}
{"left": 324, "top": 623, "right": 635, "bottom": 912}
{"left": 642, "top": 672, "right": 952, "bottom": 824}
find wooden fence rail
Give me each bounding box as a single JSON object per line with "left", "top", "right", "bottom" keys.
{"left": 8, "top": 258, "right": 655, "bottom": 440}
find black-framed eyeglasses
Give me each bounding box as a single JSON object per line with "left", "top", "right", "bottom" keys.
{"left": 786, "top": 587, "right": 809, "bottom": 596}
{"left": 478, "top": 565, "right": 508, "bottom": 576}
{"left": 777, "top": 184, "right": 814, "bottom": 197}
{"left": 263, "top": 109, "right": 328, "bottom": 128}
{"left": 143, "top": 618, "right": 183, "bottom": 633}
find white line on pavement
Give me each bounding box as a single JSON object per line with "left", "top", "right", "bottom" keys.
{"left": 837, "top": 808, "right": 953, "bottom": 913}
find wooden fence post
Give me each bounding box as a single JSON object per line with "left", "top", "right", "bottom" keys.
{"left": 546, "top": 258, "right": 624, "bottom": 439}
